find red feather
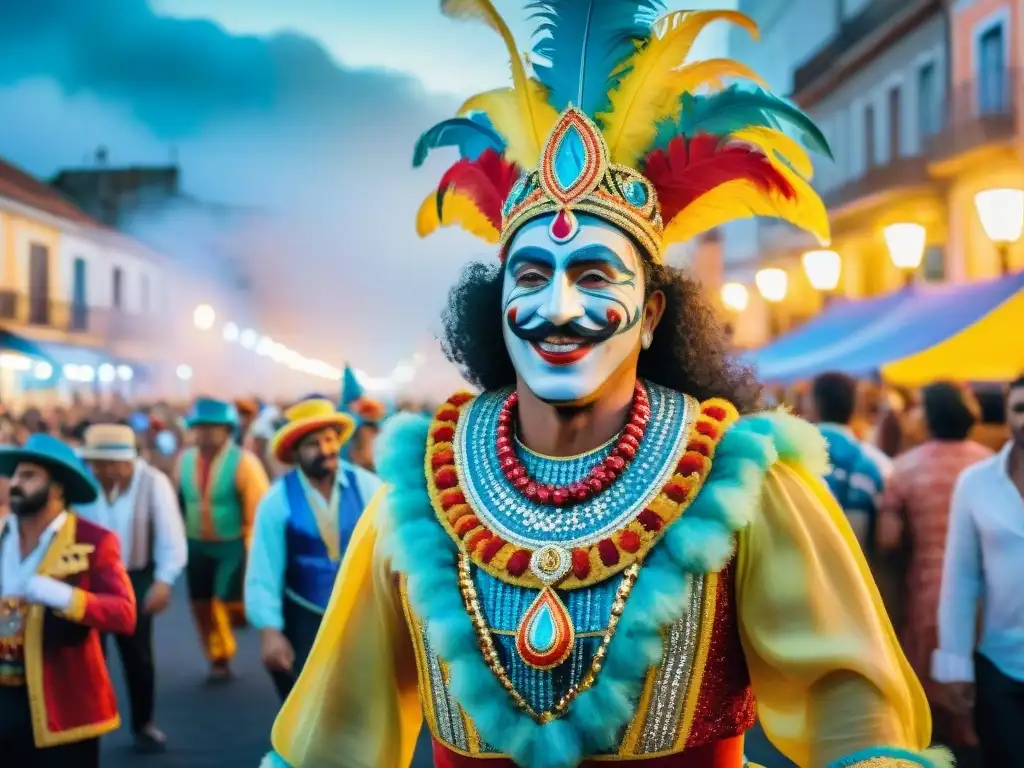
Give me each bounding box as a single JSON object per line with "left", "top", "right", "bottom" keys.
{"left": 643, "top": 135, "right": 795, "bottom": 223}
{"left": 438, "top": 148, "right": 520, "bottom": 229}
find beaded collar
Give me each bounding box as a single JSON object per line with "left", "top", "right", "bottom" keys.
{"left": 425, "top": 383, "right": 739, "bottom": 590}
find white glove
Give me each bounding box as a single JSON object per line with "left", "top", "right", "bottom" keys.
{"left": 24, "top": 575, "right": 74, "bottom": 612}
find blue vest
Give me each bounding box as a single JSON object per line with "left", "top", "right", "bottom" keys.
{"left": 283, "top": 468, "right": 364, "bottom": 612}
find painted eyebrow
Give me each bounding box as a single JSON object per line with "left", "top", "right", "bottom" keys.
{"left": 506, "top": 243, "right": 635, "bottom": 275}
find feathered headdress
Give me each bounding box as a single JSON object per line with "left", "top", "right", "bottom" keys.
{"left": 414, "top": 1, "right": 831, "bottom": 262}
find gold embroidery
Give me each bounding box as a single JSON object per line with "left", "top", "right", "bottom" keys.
{"left": 398, "top": 578, "right": 440, "bottom": 741}
{"left": 458, "top": 553, "right": 639, "bottom": 723}
{"left": 45, "top": 543, "right": 94, "bottom": 579}
{"left": 673, "top": 572, "right": 719, "bottom": 749}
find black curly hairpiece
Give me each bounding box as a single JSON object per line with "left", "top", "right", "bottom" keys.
{"left": 439, "top": 257, "right": 763, "bottom": 414}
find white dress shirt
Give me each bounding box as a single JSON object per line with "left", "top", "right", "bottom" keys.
{"left": 0, "top": 512, "right": 67, "bottom": 597}
{"left": 933, "top": 441, "right": 1024, "bottom": 683}
{"left": 76, "top": 459, "right": 188, "bottom": 586}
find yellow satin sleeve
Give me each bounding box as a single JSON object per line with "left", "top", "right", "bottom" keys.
{"left": 270, "top": 488, "right": 423, "bottom": 767}
{"left": 736, "top": 461, "right": 931, "bottom": 768}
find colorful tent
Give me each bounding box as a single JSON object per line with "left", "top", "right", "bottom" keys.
{"left": 744, "top": 272, "right": 1024, "bottom": 386}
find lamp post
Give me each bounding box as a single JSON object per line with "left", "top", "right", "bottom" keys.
{"left": 755, "top": 267, "right": 788, "bottom": 337}
{"left": 883, "top": 222, "right": 926, "bottom": 287}
{"left": 720, "top": 282, "right": 749, "bottom": 345}
{"left": 801, "top": 249, "right": 842, "bottom": 304}
{"left": 974, "top": 188, "right": 1023, "bottom": 275}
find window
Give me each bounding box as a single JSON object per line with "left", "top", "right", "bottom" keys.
{"left": 28, "top": 244, "right": 50, "bottom": 325}
{"left": 112, "top": 266, "right": 123, "bottom": 310}
{"left": 978, "top": 23, "right": 1006, "bottom": 114}
{"left": 71, "top": 257, "right": 88, "bottom": 331}
{"left": 888, "top": 86, "right": 901, "bottom": 159}
{"left": 917, "top": 62, "right": 939, "bottom": 138}
{"left": 863, "top": 103, "right": 876, "bottom": 169}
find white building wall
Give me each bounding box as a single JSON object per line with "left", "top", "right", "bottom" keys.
{"left": 58, "top": 231, "right": 170, "bottom": 315}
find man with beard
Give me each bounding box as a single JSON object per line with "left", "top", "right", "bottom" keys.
{"left": 0, "top": 433, "right": 135, "bottom": 767}
{"left": 244, "top": 397, "right": 382, "bottom": 701}
{"left": 176, "top": 398, "right": 270, "bottom": 683}
{"left": 934, "top": 374, "right": 1024, "bottom": 764}
{"left": 262, "top": 5, "right": 942, "bottom": 768}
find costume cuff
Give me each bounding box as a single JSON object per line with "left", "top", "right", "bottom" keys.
{"left": 56, "top": 587, "right": 88, "bottom": 622}
{"left": 828, "top": 746, "right": 955, "bottom": 768}
{"left": 259, "top": 750, "right": 291, "bottom": 767}
{"left": 931, "top": 649, "right": 975, "bottom": 683}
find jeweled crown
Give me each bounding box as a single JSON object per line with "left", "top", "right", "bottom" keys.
{"left": 500, "top": 108, "right": 664, "bottom": 260}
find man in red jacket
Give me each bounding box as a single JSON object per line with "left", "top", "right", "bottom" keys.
{"left": 0, "top": 433, "right": 136, "bottom": 767}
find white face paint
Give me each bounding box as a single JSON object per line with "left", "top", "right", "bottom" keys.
{"left": 502, "top": 214, "right": 646, "bottom": 404}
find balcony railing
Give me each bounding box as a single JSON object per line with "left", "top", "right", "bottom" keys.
{"left": 0, "top": 290, "right": 168, "bottom": 343}
{"left": 926, "top": 69, "right": 1018, "bottom": 162}
{"left": 821, "top": 154, "right": 932, "bottom": 211}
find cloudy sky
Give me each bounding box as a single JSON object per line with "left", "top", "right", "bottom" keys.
{"left": 0, "top": 0, "right": 734, "bottom": 390}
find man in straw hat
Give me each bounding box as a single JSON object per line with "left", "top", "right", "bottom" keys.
{"left": 76, "top": 423, "right": 188, "bottom": 754}
{"left": 244, "top": 397, "right": 383, "bottom": 701}
{"left": 175, "top": 397, "right": 269, "bottom": 683}
{"left": 0, "top": 433, "right": 135, "bottom": 766}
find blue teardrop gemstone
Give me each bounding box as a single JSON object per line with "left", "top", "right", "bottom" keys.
{"left": 527, "top": 603, "right": 557, "bottom": 653}
{"left": 553, "top": 125, "right": 587, "bottom": 191}
{"left": 503, "top": 175, "right": 529, "bottom": 217}
{"left": 622, "top": 179, "right": 649, "bottom": 207}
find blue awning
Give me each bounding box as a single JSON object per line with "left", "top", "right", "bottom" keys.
{"left": 0, "top": 330, "right": 57, "bottom": 365}
{"left": 746, "top": 272, "right": 1024, "bottom": 384}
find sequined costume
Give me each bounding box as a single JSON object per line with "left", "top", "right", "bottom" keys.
{"left": 263, "top": 3, "right": 947, "bottom": 767}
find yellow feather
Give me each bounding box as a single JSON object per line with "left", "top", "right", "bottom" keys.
{"left": 730, "top": 126, "right": 815, "bottom": 181}
{"left": 671, "top": 58, "right": 766, "bottom": 95}
{"left": 601, "top": 10, "right": 759, "bottom": 168}
{"left": 415, "top": 190, "right": 499, "bottom": 243}
{"left": 661, "top": 162, "right": 830, "bottom": 248}
{"left": 442, "top": 0, "right": 559, "bottom": 168}
{"left": 458, "top": 82, "right": 559, "bottom": 169}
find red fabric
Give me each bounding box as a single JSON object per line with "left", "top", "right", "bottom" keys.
{"left": 432, "top": 735, "right": 745, "bottom": 767}
{"left": 686, "top": 560, "right": 757, "bottom": 747}
{"left": 39, "top": 517, "right": 136, "bottom": 740}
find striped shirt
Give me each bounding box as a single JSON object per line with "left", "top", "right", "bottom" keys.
{"left": 818, "top": 423, "right": 893, "bottom": 552}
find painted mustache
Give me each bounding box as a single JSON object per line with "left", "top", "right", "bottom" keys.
{"left": 507, "top": 309, "right": 623, "bottom": 344}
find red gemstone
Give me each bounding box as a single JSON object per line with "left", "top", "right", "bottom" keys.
{"left": 440, "top": 490, "right": 466, "bottom": 510}
{"left": 619, "top": 530, "right": 641, "bottom": 553}
{"left": 704, "top": 405, "right": 728, "bottom": 421}
{"left": 432, "top": 425, "right": 455, "bottom": 442}
{"left": 638, "top": 509, "right": 664, "bottom": 532}
{"left": 571, "top": 548, "right": 591, "bottom": 579}
{"left": 604, "top": 455, "right": 626, "bottom": 472}
{"left": 551, "top": 209, "right": 574, "bottom": 240}
{"left": 506, "top": 549, "right": 531, "bottom": 577}
{"left": 552, "top": 488, "right": 570, "bottom": 506}
{"left": 434, "top": 467, "right": 458, "bottom": 489}
{"left": 597, "top": 539, "right": 620, "bottom": 566}
{"left": 430, "top": 449, "right": 454, "bottom": 469}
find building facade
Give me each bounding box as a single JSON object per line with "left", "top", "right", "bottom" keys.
{"left": 723, "top": 0, "right": 1022, "bottom": 347}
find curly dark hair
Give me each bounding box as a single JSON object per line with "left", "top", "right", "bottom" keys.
{"left": 440, "top": 258, "right": 763, "bottom": 413}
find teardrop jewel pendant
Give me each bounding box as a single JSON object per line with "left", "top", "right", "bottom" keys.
{"left": 515, "top": 586, "right": 575, "bottom": 671}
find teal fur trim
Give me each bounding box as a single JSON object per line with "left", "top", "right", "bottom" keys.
{"left": 828, "top": 745, "right": 955, "bottom": 768}
{"left": 259, "top": 751, "right": 290, "bottom": 768}
{"left": 375, "top": 408, "right": 822, "bottom": 767}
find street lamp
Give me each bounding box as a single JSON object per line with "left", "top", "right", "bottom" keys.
{"left": 974, "top": 188, "right": 1023, "bottom": 274}
{"left": 193, "top": 304, "right": 216, "bottom": 330}
{"left": 801, "top": 249, "right": 842, "bottom": 302}
{"left": 720, "top": 282, "right": 750, "bottom": 312}
{"left": 883, "top": 222, "right": 926, "bottom": 287}
{"left": 755, "top": 268, "right": 788, "bottom": 338}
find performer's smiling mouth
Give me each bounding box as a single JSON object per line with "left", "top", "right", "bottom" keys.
{"left": 507, "top": 313, "right": 623, "bottom": 366}
{"left": 532, "top": 336, "right": 593, "bottom": 365}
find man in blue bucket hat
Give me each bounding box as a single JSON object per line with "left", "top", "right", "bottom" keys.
{"left": 174, "top": 397, "right": 269, "bottom": 682}
{"left": 0, "top": 433, "right": 135, "bottom": 766}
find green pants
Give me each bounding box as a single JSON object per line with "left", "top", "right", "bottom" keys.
{"left": 186, "top": 539, "right": 246, "bottom": 663}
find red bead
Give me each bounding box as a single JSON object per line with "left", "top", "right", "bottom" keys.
{"left": 497, "top": 424, "right": 510, "bottom": 437}
{"left": 704, "top": 405, "right": 728, "bottom": 422}
{"left": 618, "top": 443, "right": 637, "bottom": 460}
{"left": 696, "top": 420, "right": 719, "bottom": 438}
{"left": 590, "top": 468, "right": 609, "bottom": 483}
{"left": 604, "top": 455, "right": 626, "bottom": 472}
{"left": 619, "top": 530, "right": 641, "bottom": 553}
{"left": 634, "top": 404, "right": 651, "bottom": 419}
{"left": 500, "top": 456, "right": 517, "bottom": 471}
{"left": 620, "top": 434, "right": 640, "bottom": 452}
{"left": 676, "top": 453, "right": 705, "bottom": 476}
{"left": 498, "top": 411, "right": 512, "bottom": 424}
{"left": 506, "top": 466, "right": 526, "bottom": 481}
{"left": 496, "top": 435, "right": 511, "bottom": 448}
{"left": 587, "top": 477, "right": 604, "bottom": 493}
{"left": 466, "top": 530, "right": 491, "bottom": 552}
{"left": 597, "top": 539, "right": 620, "bottom": 566}
{"left": 514, "top": 476, "right": 530, "bottom": 490}
{"left": 448, "top": 392, "right": 473, "bottom": 407}
{"left": 688, "top": 439, "right": 711, "bottom": 457}
{"left": 430, "top": 449, "right": 454, "bottom": 469}
{"left": 440, "top": 490, "right": 466, "bottom": 510}
{"left": 480, "top": 536, "right": 506, "bottom": 563}
{"left": 432, "top": 425, "right": 455, "bottom": 442}
{"left": 664, "top": 482, "right": 689, "bottom": 503}
{"left": 552, "top": 488, "right": 570, "bottom": 506}
{"left": 571, "top": 548, "right": 591, "bottom": 579}
{"left": 638, "top": 509, "right": 664, "bottom": 532}
{"left": 496, "top": 445, "right": 514, "bottom": 459}
{"left": 506, "top": 549, "right": 531, "bottom": 577}
{"left": 524, "top": 482, "right": 539, "bottom": 500}
{"left": 624, "top": 423, "right": 644, "bottom": 440}
{"left": 508, "top": 392, "right": 519, "bottom": 404}
{"left": 535, "top": 485, "right": 552, "bottom": 504}
{"left": 434, "top": 467, "right": 458, "bottom": 489}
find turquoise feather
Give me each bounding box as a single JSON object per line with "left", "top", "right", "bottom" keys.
{"left": 527, "top": 0, "right": 664, "bottom": 116}
{"left": 412, "top": 111, "right": 506, "bottom": 167}
{"left": 652, "top": 84, "right": 833, "bottom": 159}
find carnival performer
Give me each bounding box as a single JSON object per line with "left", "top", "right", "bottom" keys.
{"left": 175, "top": 397, "right": 269, "bottom": 682}
{"left": 0, "top": 434, "right": 136, "bottom": 767}
{"left": 346, "top": 397, "right": 387, "bottom": 473}
{"left": 244, "top": 397, "right": 383, "bottom": 701}
{"left": 265, "top": 4, "right": 945, "bottom": 768}
{"left": 76, "top": 423, "right": 188, "bottom": 754}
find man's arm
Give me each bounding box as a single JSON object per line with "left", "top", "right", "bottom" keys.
{"left": 244, "top": 488, "right": 288, "bottom": 632}
{"left": 931, "top": 473, "right": 981, "bottom": 683}
{"left": 150, "top": 468, "right": 189, "bottom": 586}
{"left": 237, "top": 450, "right": 271, "bottom": 545}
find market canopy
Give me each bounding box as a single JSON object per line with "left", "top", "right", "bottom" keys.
{"left": 745, "top": 272, "right": 1024, "bottom": 386}
{"left": 0, "top": 330, "right": 56, "bottom": 365}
